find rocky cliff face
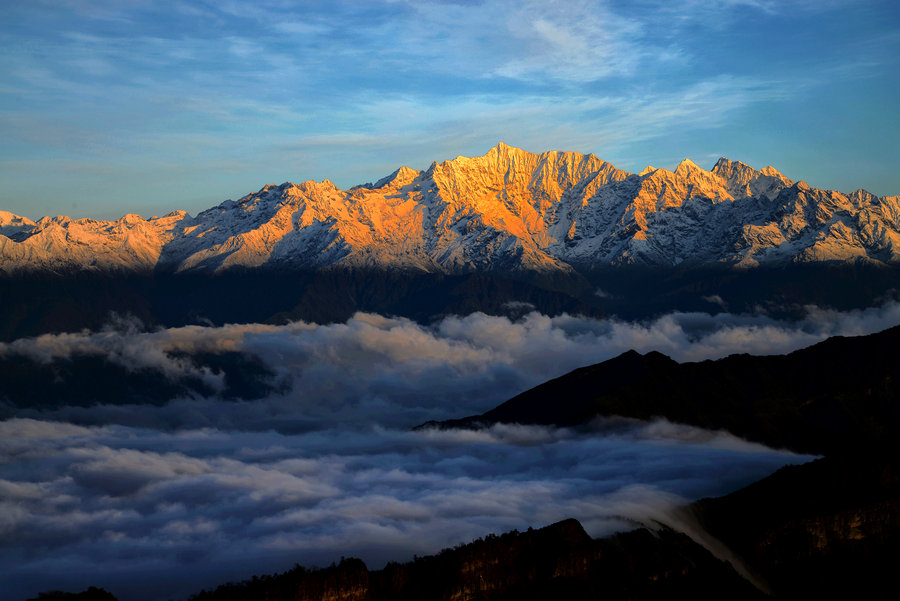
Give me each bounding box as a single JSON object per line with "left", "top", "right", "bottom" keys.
{"left": 3, "top": 144, "right": 898, "bottom": 275}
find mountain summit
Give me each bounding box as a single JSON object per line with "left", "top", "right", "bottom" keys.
{"left": 2, "top": 144, "right": 898, "bottom": 274}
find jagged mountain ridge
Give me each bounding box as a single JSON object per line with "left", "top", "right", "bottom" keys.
{"left": 3, "top": 143, "right": 899, "bottom": 274}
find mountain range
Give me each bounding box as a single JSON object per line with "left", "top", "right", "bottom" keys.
{"left": 3, "top": 143, "right": 899, "bottom": 275}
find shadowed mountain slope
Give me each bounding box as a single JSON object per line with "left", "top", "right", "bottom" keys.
{"left": 424, "top": 324, "right": 900, "bottom": 456}
{"left": 416, "top": 323, "right": 900, "bottom": 597}
{"left": 0, "top": 269, "right": 602, "bottom": 341}
{"left": 183, "top": 519, "right": 763, "bottom": 601}
{"left": 693, "top": 454, "right": 900, "bottom": 599}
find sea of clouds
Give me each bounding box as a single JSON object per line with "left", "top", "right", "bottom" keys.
{"left": 4, "top": 302, "right": 900, "bottom": 601}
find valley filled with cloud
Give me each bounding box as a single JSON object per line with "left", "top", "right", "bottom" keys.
{"left": 5, "top": 302, "right": 900, "bottom": 600}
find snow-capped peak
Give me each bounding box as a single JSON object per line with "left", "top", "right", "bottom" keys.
{"left": 1, "top": 144, "right": 897, "bottom": 275}
{"left": 371, "top": 166, "right": 421, "bottom": 190}
{"left": 712, "top": 157, "right": 793, "bottom": 201}
{"left": 675, "top": 157, "right": 702, "bottom": 175}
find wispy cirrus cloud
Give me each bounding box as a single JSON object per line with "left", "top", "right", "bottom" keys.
{"left": 1, "top": 0, "right": 897, "bottom": 218}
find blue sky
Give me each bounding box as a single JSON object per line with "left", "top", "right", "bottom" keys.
{"left": 0, "top": 0, "right": 898, "bottom": 220}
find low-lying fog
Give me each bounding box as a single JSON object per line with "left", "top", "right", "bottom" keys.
{"left": 4, "top": 302, "right": 899, "bottom": 601}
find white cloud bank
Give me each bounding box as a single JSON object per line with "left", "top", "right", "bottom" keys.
{"left": 3, "top": 302, "right": 900, "bottom": 430}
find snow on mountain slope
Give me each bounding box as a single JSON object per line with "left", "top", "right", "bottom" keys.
{"left": 1, "top": 144, "right": 897, "bottom": 275}
{"left": 0, "top": 211, "right": 36, "bottom": 238}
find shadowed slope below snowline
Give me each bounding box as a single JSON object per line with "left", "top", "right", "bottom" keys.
{"left": 0, "top": 269, "right": 600, "bottom": 341}
{"left": 2, "top": 262, "right": 900, "bottom": 341}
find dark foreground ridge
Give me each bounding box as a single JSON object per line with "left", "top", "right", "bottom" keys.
{"left": 186, "top": 519, "right": 764, "bottom": 601}
{"left": 694, "top": 453, "right": 900, "bottom": 599}
{"left": 423, "top": 323, "right": 900, "bottom": 456}
{"left": 411, "top": 323, "right": 900, "bottom": 598}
